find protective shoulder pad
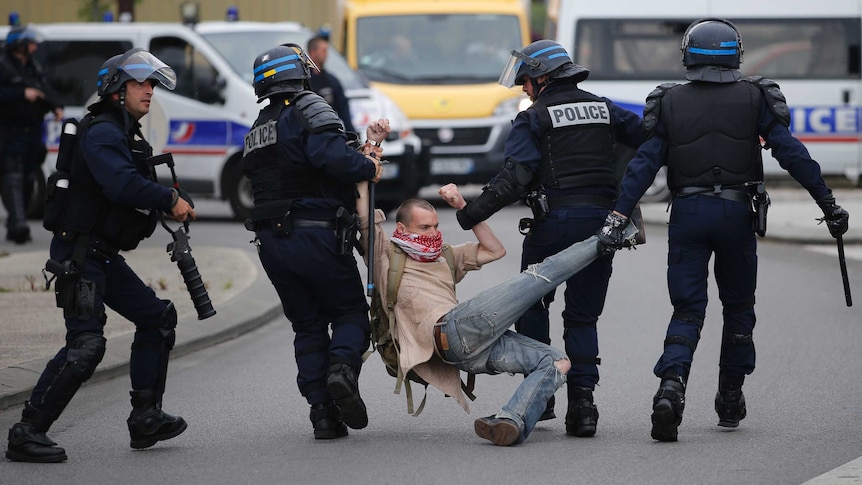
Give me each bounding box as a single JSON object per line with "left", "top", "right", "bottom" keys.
{"left": 742, "top": 75, "right": 790, "bottom": 127}
{"left": 643, "top": 83, "right": 679, "bottom": 137}
{"left": 291, "top": 90, "right": 345, "bottom": 134}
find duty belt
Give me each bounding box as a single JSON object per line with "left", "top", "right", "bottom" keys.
{"left": 548, "top": 194, "right": 615, "bottom": 211}
{"left": 252, "top": 218, "right": 336, "bottom": 231}
{"left": 674, "top": 186, "right": 750, "bottom": 205}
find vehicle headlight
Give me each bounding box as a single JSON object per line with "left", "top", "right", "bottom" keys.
{"left": 493, "top": 95, "right": 525, "bottom": 117}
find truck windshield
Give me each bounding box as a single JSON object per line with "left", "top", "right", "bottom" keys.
{"left": 574, "top": 18, "right": 861, "bottom": 80}
{"left": 200, "top": 30, "right": 367, "bottom": 90}
{"left": 356, "top": 14, "right": 522, "bottom": 84}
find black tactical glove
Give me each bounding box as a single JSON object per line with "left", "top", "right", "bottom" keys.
{"left": 597, "top": 212, "right": 628, "bottom": 257}
{"left": 816, "top": 196, "right": 849, "bottom": 238}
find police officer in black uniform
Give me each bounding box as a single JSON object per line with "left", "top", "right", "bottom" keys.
{"left": 456, "top": 40, "right": 647, "bottom": 438}
{"left": 0, "top": 24, "right": 63, "bottom": 244}
{"left": 597, "top": 19, "right": 850, "bottom": 442}
{"left": 4, "top": 48, "right": 195, "bottom": 463}
{"left": 306, "top": 35, "right": 357, "bottom": 133}
{"left": 243, "top": 43, "right": 387, "bottom": 440}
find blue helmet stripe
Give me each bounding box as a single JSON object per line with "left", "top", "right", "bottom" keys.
{"left": 531, "top": 45, "right": 567, "bottom": 58}
{"left": 689, "top": 47, "right": 737, "bottom": 56}
{"left": 719, "top": 41, "right": 738, "bottom": 47}
{"left": 253, "top": 63, "right": 297, "bottom": 83}
{"left": 254, "top": 54, "right": 300, "bottom": 75}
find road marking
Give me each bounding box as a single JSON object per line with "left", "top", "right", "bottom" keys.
{"left": 802, "top": 456, "right": 862, "bottom": 483}
{"left": 805, "top": 245, "right": 862, "bottom": 262}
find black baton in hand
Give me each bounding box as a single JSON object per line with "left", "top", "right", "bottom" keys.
{"left": 837, "top": 234, "right": 853, "bottom": 307}
{"left": 366, "top": 180, "right": 376, "bottom": 297}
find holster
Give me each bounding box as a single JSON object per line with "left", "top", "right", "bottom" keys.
{"left": 44, "top": 258, "right": 95, "bottom": 320}
{"left": 750, "top": 183, "right": 770, "bottom": 237}
{"left": 526, "top": 190, "right": 550, "bottom": 223}
{"left": 335, "top": 206, "right": 359, "bottom": 256}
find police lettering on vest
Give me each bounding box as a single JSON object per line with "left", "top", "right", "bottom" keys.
{"left": 547, "top": 101, "right": 611, "bottom": 128}
{"left": 244, "top": 120, "right": 278, "bottom": 156}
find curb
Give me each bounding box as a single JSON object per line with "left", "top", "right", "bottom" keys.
{"left": 0, "top": 257, "right": 282, "bottom": 410}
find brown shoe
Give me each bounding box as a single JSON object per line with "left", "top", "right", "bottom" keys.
{"left": 474, "top": 416, "right": 520, "bottom": 446}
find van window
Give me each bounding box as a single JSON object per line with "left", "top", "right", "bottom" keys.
{"left": 150, "top": 36, "right": 223, "bottom": 104}
{"left": 574, "top": 18, "right": 862, "bottom": 81}
{"left": 355, "top": 14, "right": 522, "bottom": 84}
{"left": 36, "top": 40, "right": 133, "bottom": 106}
{"left": 200, "top": 30, "right": 366, "bottom": 91}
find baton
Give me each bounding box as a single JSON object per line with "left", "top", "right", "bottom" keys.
{"left": 366, "top": 179, "right": 376, "bottom": 297}
{"left": 837, "top": 235, "right": 853, "bottom": 307}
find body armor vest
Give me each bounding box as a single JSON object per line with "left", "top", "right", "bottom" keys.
{"left": 532, "top": 87, "right": 617, "bottom": 190}
{"left": 243, "top": 101, "right": 354, "bottom": 219}
{"left": 662, "top": 81, "right": 763, "bottom": 190}
{"left": 63, "top": 107, "right": 159, "bottom": 250}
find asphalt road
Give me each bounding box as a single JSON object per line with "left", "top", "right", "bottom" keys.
{"left": 1, "top": 201, "right": 860, "bottom": 484}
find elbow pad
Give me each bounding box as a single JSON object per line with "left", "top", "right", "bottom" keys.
{"left": 456, "top": 159, "right": 532, "bottom": 230}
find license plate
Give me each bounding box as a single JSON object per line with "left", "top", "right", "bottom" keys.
{"left": 381, "top": 162, "right": 400, "bottom": 180}
{"left": 430, "top": 158, "right": 474, "bottom": 175}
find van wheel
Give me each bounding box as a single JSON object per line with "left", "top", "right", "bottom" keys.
{"left": 225, "top": 162, "right": 253, "bottom": 221}
{"left": 640, "top": 166, "right": 671, "bottom": 203}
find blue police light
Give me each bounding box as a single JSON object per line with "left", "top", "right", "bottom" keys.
{"left": 103, "top": 11, "right": 114, "bottom": 22}
{"left": 226, "top": 6, "right": 239, "bottom": 21}
{"left": 9, "top": 11, "right": 20, "bottom": 26}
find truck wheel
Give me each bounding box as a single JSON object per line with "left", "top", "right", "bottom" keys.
{"left": 224, "top": 162, "right": 253, "bottom": 221}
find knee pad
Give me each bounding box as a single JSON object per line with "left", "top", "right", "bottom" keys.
{"left": 66, "top": 333, "right": 107, "bottom": 382}
{"left": 159, "top": 300, "right": 178, "bottom": 350}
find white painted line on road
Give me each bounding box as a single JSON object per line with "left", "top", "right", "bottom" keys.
{"left": 802, "top": 455, "right": 862, "bottom": 483}
{"left": 805, "top": 245, "right": 862, "bottom": 262}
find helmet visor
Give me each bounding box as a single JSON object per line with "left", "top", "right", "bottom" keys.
{"left": 498, "top": 50, "right": 524, "bottom": 88}
{"left": 120, "top": 50, "right": 177, "bottom": 91}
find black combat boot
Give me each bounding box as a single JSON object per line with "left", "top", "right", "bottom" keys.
{"left": 326, "top": 363, "right": 368, "bottom": 430}
{"left": 651, "top": 376, "right": 686, "bottom": 442}
{"left": 5, "top": 401, "right": 67, "bottom": 463}
{"left": 310, "top": 402, "right": 349, "bottom": 440}
{"left": 539, "top": 395, "right": 556, "bottom": 421}
{"left": 715, "top": 374, "right": 747, "bottom": 428}
{"left": 565, "top": 386, "right": 599, "bottom": 437}
{"left": 127, "top": 390, "right": 188, "bottom": 449}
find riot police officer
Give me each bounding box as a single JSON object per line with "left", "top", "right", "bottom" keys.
{"left": 242, "top": 43, "right": 387, "bottom": 439}
{"left": 0, "top": 24, "right": 63, "bottom": 244}
{"left": 597, "top": 18, "right": 850, "bottom": 442}
{"left": 456, "top": 40, "right": 647, "bottom": 438}
{"left": 5, "top": 48, "right": 195, "bottom": 463}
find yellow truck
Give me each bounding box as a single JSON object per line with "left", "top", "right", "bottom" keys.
{"left": 334, "top": 0, "right": 531, "bottom": 186}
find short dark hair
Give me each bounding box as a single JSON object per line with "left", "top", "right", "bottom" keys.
{"left": 307, "top": 35, "right": 327, "bottom": 53}
{"left": 395, "top": 199, "right": 435, "bottom": 225}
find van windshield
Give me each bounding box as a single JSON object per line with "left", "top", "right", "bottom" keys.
{"left": 574, "top": 18, "right": 861, "bottom": 80}
{"left": 356, "top": 14, "right": 522, "bottom": 84}
{"left": 200, "top": 30, "right": 366, "bottom": 90}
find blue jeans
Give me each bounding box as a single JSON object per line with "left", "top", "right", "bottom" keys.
{"left": 437, "top": 235, "right": 600, "bottom": 443}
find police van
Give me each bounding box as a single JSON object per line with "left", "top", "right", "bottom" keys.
{"left": 3, "top": 21, "right": 423, "bottom": 219}
{"left": 548, "top": 0, "right": 862, "bottom": 201}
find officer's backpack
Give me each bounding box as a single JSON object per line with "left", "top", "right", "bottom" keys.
{"left": 367, "top": 241, "right": 474, "bottom": 415}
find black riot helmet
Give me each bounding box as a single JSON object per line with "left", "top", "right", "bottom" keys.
{"left": 4, "top": 24, "right": 43, "bottom": 52}
{"left": 681, "top": 18, "right": 744, "bottom": 82}
{"left": 96, "top": 48, "right": 177, "bottom": 97}
{"left": 499, "top": 39, "right": 589, "bottom": 88}
{"left": 252, "top": 43, "right": 318, "bottom": 102}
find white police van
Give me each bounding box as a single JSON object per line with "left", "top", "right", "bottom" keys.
{"left": 549, "top": 0, "right": 862, "bottom": 200}
{"left": 3, "top": 21, "right": 423, "bottom": 219}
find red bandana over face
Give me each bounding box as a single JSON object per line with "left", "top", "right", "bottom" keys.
{"left": 390, "top": 228, "right": 443, "bottom": 262}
